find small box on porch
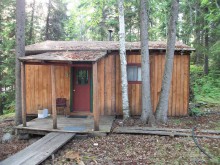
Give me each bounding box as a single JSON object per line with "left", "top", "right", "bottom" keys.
{"left": 38, "top": 109, "right": 48, "bottom": 118}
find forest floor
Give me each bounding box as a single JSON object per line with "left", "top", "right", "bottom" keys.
{"left": 0, "top": 107, "right": 220, "bottom": 164}
{"left": 42, "top": 106, "right": 220, "bottom": 165}
{"left": 0, "top": 113, "right": 40, "bottom": 161}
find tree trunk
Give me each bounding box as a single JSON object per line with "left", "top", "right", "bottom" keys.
{"left": 118, "top": 0, "right": 130, "bottom": 119}
{"left": 45, "top": 0, "right": 51, "bottom": 40}
{"left": 194, "top": 2, "right": 200, "bottom": 65}
{"left": 0, "top": 73, "right": 3, "bottom": 115}
{"left": 204, "top": 29, "right": 209, "bottom": 75}
{"left": 140, "top": 0, "right": 155, "bottom": 125}
{"left": 204, "top": 22, "right": 209, "bottom": 75}
{"left": 28, "top": 0, "right": 35, "bottom": 44}
{"left": 15, "top": 0, "right": 25, "bottom": 125}
{"left": 155, "top": 0, "right": 179, "bottom": 124}
{"left": 0, "top": 4, "right": 3, "bottom": 115}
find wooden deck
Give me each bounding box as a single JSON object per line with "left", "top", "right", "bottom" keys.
{"left": 1, "top": 132, "right": 75, "bottom": 165}
{"left": 16, "top": 115, "right": 115, "bottom": 135}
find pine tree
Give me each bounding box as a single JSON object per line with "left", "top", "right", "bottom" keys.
{"left": 15, "top": 0, "right": 25, "bottom": 125}
{"left": 155, "top": 0, "right": 179, "bottom": 123}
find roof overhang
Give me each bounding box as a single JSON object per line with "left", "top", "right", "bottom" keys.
{"left": 24, "top": 41, "right": 195, "bottom": 55}
{"left": 19, "top": 51, "right": 107, "bottom": 63}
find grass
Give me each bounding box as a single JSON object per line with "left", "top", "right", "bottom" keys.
{"left": 173, "top": 119, "right": 181, "bottom": 125}
{"left": 0, "top": 112, "right": 15, "bottom": 122}
{"left": 213, "top": 121, "right": 220, "bottom": 130}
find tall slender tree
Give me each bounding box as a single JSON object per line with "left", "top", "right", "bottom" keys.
{"left": 0, "top": 5, "right": 3, "bottom": 115}
{"left": 155, "top": 0, "right": 179, "bottom": 123}
{"left": 15, "top": 0, "right": 25, "bottom": 125}
{"left": 118, "top": 0, "right": 130, "bottom": 119}
{"left": 45, "top": 0, "right": 51, "bottom": 40}
{"left": 203, "top": 7, "right": 209, "bottom": 75}
{"left": 0, "top": 72, "right": 3, "bottom": 115}
{"left": 28, "top": 0, "right": 35, "bottom": 44}
{"left": 44, "top": 0, "right": 67, "bottom": 41}
{"left": 140, "top": 0, "right": 155, "bottom": 124}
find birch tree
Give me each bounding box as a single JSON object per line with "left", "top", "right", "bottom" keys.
{"left": 140, "top": 0, "right": 155, "bottom": 124}
{"left": 118, "top": 0, "right": 130, "bottom": 119}
{"left": 155, "top": 0, "right": 179, "bottom": 123}
{"left": 15, "top": 0, "right": 25, "bottom": 125}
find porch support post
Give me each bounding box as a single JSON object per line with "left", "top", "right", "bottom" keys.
{"left": 51, "top": 65, "right": 57, "bottom": 129}
{"left": 21, "top": 62, "right": 26, "bottom": 127}
{"left": 93, "top": 62, "right": 100, "bottom": 131}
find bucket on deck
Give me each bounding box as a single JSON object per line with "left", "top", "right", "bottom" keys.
{"left": 38, "top": 109, "right": 48, "bottom": 118}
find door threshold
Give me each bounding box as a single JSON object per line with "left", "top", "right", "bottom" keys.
{"left": 69, "top": 111, "right": 93, "bottom": 116}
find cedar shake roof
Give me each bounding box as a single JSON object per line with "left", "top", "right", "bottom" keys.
{"left": 25, "top": 40, "right": 195, "bottom": 55}
{"left": 19, "top": 51, "right": 107, "bottom": 62}
{"left": 21, "top": 40, "right": 194, "bottom": 62}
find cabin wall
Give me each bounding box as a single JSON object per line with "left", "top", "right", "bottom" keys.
{"left": 25, "top": 51, "right": 189, "bottom": 117}
{"left": 25, "top": 65, "right": 70, "bottom": 115}
{"left": 97, "top": 55, "right": 116, "bottom": 115}
{"left": 151, "top": 53, "right": 189, "bottom": 116}
{"left": 97, "top": 52, "right": 190, "bottom": 117}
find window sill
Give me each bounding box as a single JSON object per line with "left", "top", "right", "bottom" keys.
{"left": 128, "top": 81, "right": 142, "bottom": 84}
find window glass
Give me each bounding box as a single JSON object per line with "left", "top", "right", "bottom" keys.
{"left": 137, "top": 67, "right": 142, "bottom": 81}
{"left": 127, "top": 65, "right": 141, "bottom": 82}
{"left": 76, "top": 69, "right": 88, "bottom": 85}
{"left": 127, "top": 66, "right": 137, "bottom": 81}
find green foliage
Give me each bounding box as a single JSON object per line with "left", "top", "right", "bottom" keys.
{"left": 210, "top": 41, "right": 220, "bottom": 70}
{"left": 191, "top": 65, "right": 220, "bottom": 104}
{"left": 0, "top": 0, "right": 16, "bottom": 115}
{"left": 213, "top": 121, "right": 220, "bottom": 131}
{"left": 0, "top": 112, "right": 15, "bottom": 122}
{"left": 189, "top": 108, "right": 203, "bottom": 116}
{"left": 208, "top": 158, "right": 220, "bottom": 165}
{"left": 45, "top": 0, "right": 67, "bottom": 40}
{"left": 190, "top": 65, "right": 203, "bottom": 73}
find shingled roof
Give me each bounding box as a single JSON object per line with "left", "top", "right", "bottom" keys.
{"left": 25, "top": 40, "right": 194, "bottom": 55}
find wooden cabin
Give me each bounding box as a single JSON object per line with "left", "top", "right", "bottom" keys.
{"left": 19, "top": 41, "right": 193, "bottom": 129}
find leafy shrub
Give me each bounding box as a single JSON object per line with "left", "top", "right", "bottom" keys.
{"left": 190, "top": 65, "right": 220, "bottom": 104}
{"left": 189, "top": 108, "right": 203, "bottom": 116}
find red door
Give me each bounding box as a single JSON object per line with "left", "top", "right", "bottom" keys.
{"left": 73, "top": 68, "right": 91, "bottom": 112}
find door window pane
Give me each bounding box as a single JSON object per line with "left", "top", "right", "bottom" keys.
{"left": 76, "top": 69, "right": 88, "bottom": 85}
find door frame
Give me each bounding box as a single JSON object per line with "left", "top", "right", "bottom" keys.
{"left": 70, "top": 66, "right": 93, "bottom": 113}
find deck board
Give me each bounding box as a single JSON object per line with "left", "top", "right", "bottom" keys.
{"left": 1, "top": 132, "right": 75, "bottom": 165}
{"left": 15, "top": 116, "right": 114, "bottom": 134}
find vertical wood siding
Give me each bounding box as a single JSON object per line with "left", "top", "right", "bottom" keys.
{"left": 25, "top": 65, "right": 70, "bottom": 115}
{"left": 97, "top": 55, "right": 116, "bottom": 115}
{"left": 26, "top": 52, "right": 189, "bottom": 117}
{"left": 111, "top": 53, "right": 189, "bottom": 116}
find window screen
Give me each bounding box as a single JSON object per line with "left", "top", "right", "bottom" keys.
{"left": 127, "top": 65, "right": 141, "bottom": 82}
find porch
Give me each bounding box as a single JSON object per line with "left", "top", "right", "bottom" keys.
{"left": 16, "top": 115, "right": 115, "bottom": 135}
{"left": 19, "top": 51, "right": 108, "bottom": 131}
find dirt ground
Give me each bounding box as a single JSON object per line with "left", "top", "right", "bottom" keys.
{"left": 42, "top": 134, "right": 220, "bottom": 165}
{"left": 41, "top": 113, "right": 220, "bottom": 165}
{"left": 0, "top": 116, "right": 40, "bottom": 161}
{"left": 0, "top": 107, "right": 220, "bottom": 164}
